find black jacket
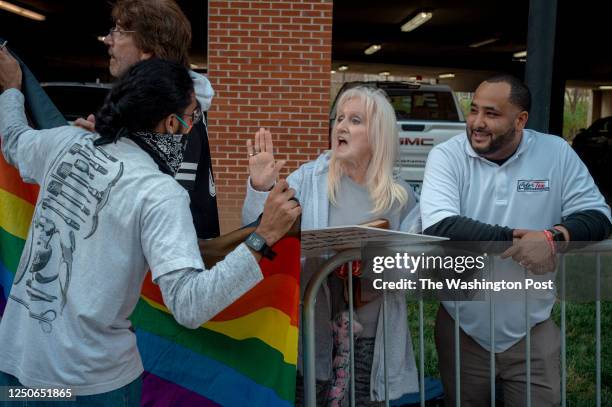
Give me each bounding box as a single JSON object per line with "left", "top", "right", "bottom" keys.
{"left": 174, "top": 120, "right": 220, "bottom": 239}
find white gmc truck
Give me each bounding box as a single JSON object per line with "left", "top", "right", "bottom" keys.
{"left": 330, "top": 81, "right": 466, "bottom": 195}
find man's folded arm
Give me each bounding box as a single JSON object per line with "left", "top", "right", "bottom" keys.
{"left": 423, "top": 215, "right": 514, "bottom": 241}
{"left": 559, "top": 210, "right": 612, "bottom": 241}
{"left": 425, "top": 210, "right": 612, "bottom": 242}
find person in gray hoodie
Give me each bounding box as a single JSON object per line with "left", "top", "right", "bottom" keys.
{"left": 243, "top": 86, "right": 421, "bottom": 405}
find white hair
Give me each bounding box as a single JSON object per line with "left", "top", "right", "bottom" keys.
{"left": 328, "top": 86, "right": 408, "bottom": 215}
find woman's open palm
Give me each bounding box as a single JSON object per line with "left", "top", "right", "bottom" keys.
{"left": 246, "top": 128, "right": 285, "bottom": 191}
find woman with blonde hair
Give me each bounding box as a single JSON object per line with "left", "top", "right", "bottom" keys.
{"left": 243, "top": 86, "right": 420, "bottom": 405}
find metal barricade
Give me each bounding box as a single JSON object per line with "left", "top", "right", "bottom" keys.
{"left": 301, "top": 240, "right": 612, "bottom": 407}
{"left": 302, "top": 249, "right": 361, "bottom": 407}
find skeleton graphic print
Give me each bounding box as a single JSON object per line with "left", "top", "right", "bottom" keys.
{"left": 11, "top": 138, "right": 122, "bottom": 333}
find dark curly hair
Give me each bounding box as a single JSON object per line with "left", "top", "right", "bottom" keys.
{"left": 95, "top": 58, "right": 193, "bottom": 144}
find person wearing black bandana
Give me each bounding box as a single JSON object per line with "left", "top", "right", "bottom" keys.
{"left": 0, "top": 53, "right": 301, "bottom": 402}
{"left": 100, "top": 129, "right": 191, "bottom": 177}
{"left": 75, "top": 0, "right": 220, "bottom": 239}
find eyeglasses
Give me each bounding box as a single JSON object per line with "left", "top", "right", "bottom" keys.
{"left": 175, "top": 107, "right": 203, "bottom": 132}
{"left": 105, "top": 27, "right": 136, "bottom": 41}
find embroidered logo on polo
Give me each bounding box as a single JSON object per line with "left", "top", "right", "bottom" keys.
{"left": 517, "top": 179, "right": 550, "bottom": 192}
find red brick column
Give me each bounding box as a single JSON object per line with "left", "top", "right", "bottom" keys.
{"left": 208, "top": 0, "right": 333, "bottom": 233}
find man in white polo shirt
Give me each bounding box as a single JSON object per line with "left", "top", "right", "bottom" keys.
{"left": 420, "top": 74, "right": 611, "bottom": 406}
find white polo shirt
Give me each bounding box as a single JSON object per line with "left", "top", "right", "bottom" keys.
{"left": 421, "top": 129, "right": 611, "bottom": 352}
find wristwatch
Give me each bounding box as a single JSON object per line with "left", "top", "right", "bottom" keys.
{"left": 245, "top": 232, "right": 277, "bottom": 260}
{"left": 547, "top": 228, "right": 566, "bottom": 242}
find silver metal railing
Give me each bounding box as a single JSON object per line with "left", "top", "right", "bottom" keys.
{"left": 301, "top": 240, "right": 612, "bottom": 407}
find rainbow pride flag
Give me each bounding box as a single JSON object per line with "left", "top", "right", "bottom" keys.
{"left": 1, "top": 154, "right": 301, "bottom": 406}
{"left": 0, "top": 154, "right": 38, "bottom": 319}
{"left": 0, "top": 49, "right": 301, "bottom": 405}
{"left": 133, "top": 237, "right": 300, "bottom": 406}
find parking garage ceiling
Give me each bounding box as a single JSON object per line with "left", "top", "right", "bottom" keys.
{"left": 0, "top": 0, "right": 611, "bottom": 87}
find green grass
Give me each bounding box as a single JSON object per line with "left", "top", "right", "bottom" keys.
{"left": 406, "top": 301, "right": 612, "bottom": 405}
{"left": 407, "top": 301, "right": 440, "bottom": 379}
{"left": 551, "top": 302, "right": 612, "bottom": 406}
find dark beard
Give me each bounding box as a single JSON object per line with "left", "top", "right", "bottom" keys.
{"left": 466, "top": 126, "right": 516, "bottom": 156}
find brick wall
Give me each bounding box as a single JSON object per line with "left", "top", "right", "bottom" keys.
{"left": 208, "top": 0, "right": 333, "bottom": 233}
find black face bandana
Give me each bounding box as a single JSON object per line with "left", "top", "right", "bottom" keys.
{"left": 129, "top": 131, "right": 187, "bottom": 176}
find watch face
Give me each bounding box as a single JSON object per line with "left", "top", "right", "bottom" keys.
{"left": 550, "top": 229, "right": 565, "bottom": 241}
{"left": 247, "top": 233, "right": 265, "bottom": 251}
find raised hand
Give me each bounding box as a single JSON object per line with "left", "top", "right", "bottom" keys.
{"left": 0, "top": 46, "right": 22, "bottom": 91}
{"left": 246, "top": 128, "right": 285, "bottom": 191}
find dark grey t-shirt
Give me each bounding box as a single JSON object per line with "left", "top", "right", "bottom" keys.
{"left": 328, "top": 176, "right": 410, "bottom": 229}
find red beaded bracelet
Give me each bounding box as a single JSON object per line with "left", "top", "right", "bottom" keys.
{"left": 542, "top": 229, "right": 556, "bottom": 256}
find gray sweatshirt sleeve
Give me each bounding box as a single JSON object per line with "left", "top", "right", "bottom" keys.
{"left": 242, "top": 177, "right": 270, "bottom": 226}
{"left": 0, "top": 88, "right": 80, "bottom": 184}
{"left": 241, "top": 166, "right": 305, "bottom": 226}
{"left": 156, "top": 243, "right": 263, "bottom": 329}
{"left": 0, "top": 89, "right": 28, "bottom": 167}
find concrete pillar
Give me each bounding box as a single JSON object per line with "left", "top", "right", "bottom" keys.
{"left": 524, "top": 0, "right": 563, "bottom": 135}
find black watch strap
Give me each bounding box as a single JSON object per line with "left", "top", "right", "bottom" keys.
{"left": 260, "top": 245, "right": 277, "bottom": 261}
{"left": 548, "top": 228, "right": 565, "bottom": 242}
{"left": 245, "top": 232, "right": 277, "bottom": 260}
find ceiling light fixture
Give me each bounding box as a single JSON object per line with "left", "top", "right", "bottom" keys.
{"left": 379, "top": 71, "right": 390, "bottom": 76}
{"left": 469, "top": 37, "right": 499, "bottom": 48}
{"left": 400, "top": 11, "right": 433, "bottom": 32}
{"left": 97, "top": 36, "right": 105, "bottom": 42}
{"left": 438, "top": 73, "right": 455, "bottom": 79}
{"left": 338, "top": 65, "right": 349, "bottom": 72}
{"left": 599, "top": 85, "right": 612, "bottom": 90}
{"left": 0, "top": 0, "right": 45, "bottom": 21}
{"left": 364, "top": 44, "right": 382, "bottom": 55}
{"left": 513, "top": 50, "right": 527, "bottom": 58}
